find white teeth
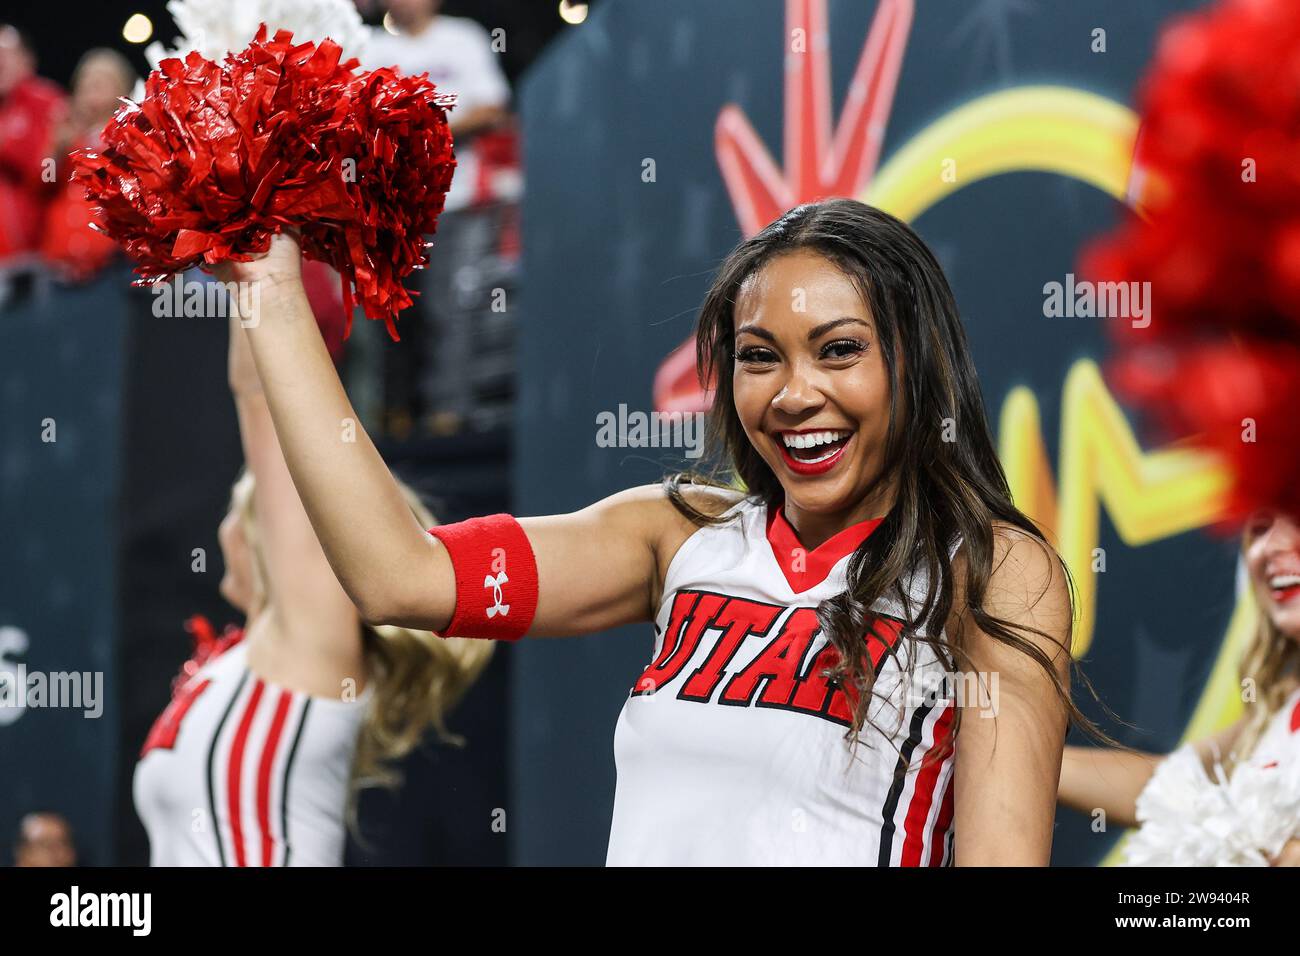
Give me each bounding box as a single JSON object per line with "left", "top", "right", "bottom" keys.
{"left": 781, "top": 430, "right": 850, "bottom": 449}
{"left": 1270, "top": 574, "right": 1300, "bottom": 589}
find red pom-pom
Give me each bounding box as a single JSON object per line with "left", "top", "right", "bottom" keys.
{"left": 1085, "top": 0, "right": 1300, "bottom": 527}
{"left": 70, "top": 27, "right": 456, "bottom": 339}
{"left": 1107, "top": 341, "right": 1300, "bottom": 528}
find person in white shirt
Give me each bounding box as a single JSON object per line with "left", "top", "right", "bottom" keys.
{"left": 359, "top": 0, "right": 515, "bottom": 436}
{"left": 366, "top": 0, "right": 510, "bottom": 213}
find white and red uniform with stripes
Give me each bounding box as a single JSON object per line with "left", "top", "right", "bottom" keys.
{"left": 1254, "top": 687, "right": 1300, "bottom": 768}
{"left": 133, "top": 637, "right": 369, "bottom": 866}
{"left": 607, "top": 497, "right": 957, "bottom": 866}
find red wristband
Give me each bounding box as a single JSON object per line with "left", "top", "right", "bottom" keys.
{"left": 427, "top": 514, "right": 539, "bottom": 641}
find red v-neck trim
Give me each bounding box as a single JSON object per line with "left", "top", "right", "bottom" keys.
{"left": 765, "top": 502, "right": 884, "bottom": 594}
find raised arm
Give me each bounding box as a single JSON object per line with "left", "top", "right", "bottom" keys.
{"left": 227, "top": 312, "right": 360, "bottom": 673}
{"left": 216, "top": 233, "right": 684, "bottom": 638}
{"left": 950, "top": 528, "right": 1073, "bottom": 866}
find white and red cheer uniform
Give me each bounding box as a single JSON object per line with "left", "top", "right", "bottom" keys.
{"left": 607, "top": 497, "right": 958, "bottom": 866}
{"left": 134, "top": 636, "right": 370, "bottom": 866}
{"left": 1254, "top": 687, "right": 1300, "bottom": 766}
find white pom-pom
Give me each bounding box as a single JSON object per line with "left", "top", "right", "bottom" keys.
{"left": 1124, "top": 742, "right": 1300, "bottom": 866}
{"left": 147, "top": 0, "right": 369, "bottom": 70}
{"left": 1124, "top": 746, "right": 1230, "bottom": 866}
{"left": 1224, "top": 754, "right": 1300, "bottom": 862}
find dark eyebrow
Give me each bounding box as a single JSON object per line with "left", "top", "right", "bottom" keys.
{"left": 735, "top": 316, "right": 872, "bottom": 342}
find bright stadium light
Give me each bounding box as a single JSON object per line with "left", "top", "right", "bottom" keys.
{"left": 122, "top": 13, "right": 154, "bottom": 44}
{"left": 559, "top": 1, "right": 588, "bottom": 26}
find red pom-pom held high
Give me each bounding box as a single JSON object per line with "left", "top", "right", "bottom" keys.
{"left": 70, "top": 26, "right": 457, "bottom": 339}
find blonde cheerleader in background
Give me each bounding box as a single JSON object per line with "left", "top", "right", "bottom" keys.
{"left": 132, "top": 313, "right": 491, "bottom": 866}
{"left": 1059, "top": 511, "right": 1300, "bottom": 866}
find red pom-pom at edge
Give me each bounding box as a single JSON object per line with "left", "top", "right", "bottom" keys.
{"left": 70, "top": 26, "right": 458, "bottom": 341}
{"left": 1084, "top": 0, "right": 1300, "bottom": 528}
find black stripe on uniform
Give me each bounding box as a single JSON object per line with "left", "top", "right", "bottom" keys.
{"left": 278, "top": 698, "right": 310, "bottom": 867}
{"left": 205, "top": 671, "right": 249, "bottom": 868}
{"left": 876, "top": 699, "right": 936, "bottom": 867}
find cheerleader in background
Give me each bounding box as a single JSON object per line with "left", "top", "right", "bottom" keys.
{"left": 132, "top": 311, "right": 492, "bottom": 866}
{"left": 1059, "top": 511, "right": 1300, "bottom": 865}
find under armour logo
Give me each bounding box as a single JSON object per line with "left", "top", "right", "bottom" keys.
{"left": 484, "top": 570, "right": 510, "bottom": 618}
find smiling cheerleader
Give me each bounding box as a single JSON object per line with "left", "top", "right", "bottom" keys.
{"left": 215, "top": 198, "right": 1097, "bottom": 866}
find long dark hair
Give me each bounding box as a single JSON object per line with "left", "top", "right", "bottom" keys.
{"left": 668, "top": 198, "right": 1104, "bottom": 755}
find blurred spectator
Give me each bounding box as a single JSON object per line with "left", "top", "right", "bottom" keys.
{"left": 41, "top": 48, "right": 135, "bottom": 282}
{"left": 367, "top": 0, "right": 510, "bottom": 210}
{"left": 0, "top": 25, "right": 65, "bottom": 268}
{"left": 12, "top": 811, "right": 77, "bottom": 867}
{"left": 359, "top": 0, "right": 518, "bottom": 437}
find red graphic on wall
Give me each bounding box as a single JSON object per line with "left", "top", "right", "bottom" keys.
{"left": 653, "top": 0, "right": 914, "bottom": 414}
